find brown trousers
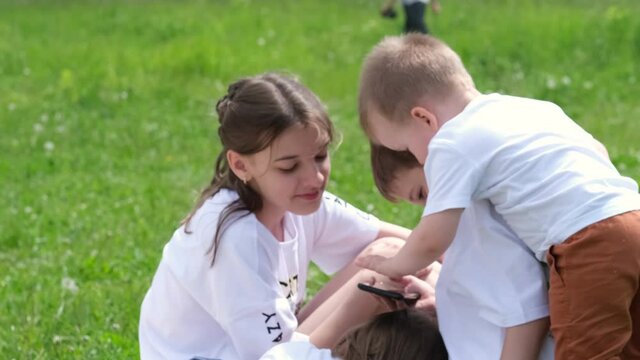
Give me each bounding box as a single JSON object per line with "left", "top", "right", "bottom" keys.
{"left": 547, "top": 210, "right": 640, "bottom": 360}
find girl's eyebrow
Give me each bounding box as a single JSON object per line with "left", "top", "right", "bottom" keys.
{"left": 274, "top": 144, "right": 329, "bottom": 162}
{"left": 274, "top": 155, "right": 298, "bottom": 162}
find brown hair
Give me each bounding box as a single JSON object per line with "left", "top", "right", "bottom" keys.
{"left": 183, "top": 73, "right": 334, "bottom": 265}
{"left": 371, "top": 144, "right": 421, "bottom": 202}
{"left": 332, "top": 308, "right": 448, "bottom": 360}
{"left": 358, "top": 34, "right": 474, "bottom": 137}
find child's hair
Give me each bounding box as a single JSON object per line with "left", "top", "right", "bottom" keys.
{"left": 370, "top": 144, "right": 421, "bottom": 202}
{"left": 358, "top": 34, "right": 474, "bottom": 137}
{"left": 183, "top": 73, "right": 334, "bottom": 265}
{"left": 332, "top": 308, "right": 448, "bottom": 360}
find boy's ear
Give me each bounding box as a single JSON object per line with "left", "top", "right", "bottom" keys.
{"left": 226, "top": 150, "right": 252, "bottom": 183}
{"left": 409, "top": 106, "right": 439, "bottom": 132}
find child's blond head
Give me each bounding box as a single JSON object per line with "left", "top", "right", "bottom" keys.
{"left": 359, "top": 34, "right": 474, "bottom": 137}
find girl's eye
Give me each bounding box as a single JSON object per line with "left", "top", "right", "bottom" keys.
{"left": 279, "top": 165, "right": 297, "bottom": 173}
{"left": 315, "top": 153, "right": 328, "bottom": 162}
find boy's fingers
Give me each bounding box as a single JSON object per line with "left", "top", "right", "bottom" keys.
{"left": 414, "top": 267, "right": 432, "bottom": 279}
{"left": 355, "top": 254, "right": 385, "bottom": 271}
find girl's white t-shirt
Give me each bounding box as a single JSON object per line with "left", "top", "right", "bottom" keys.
{"left": 260, "top": 338, "right": 339, "bottom": 360}
{"left": 139, "top": 189, "right": 379, "bottom": 360}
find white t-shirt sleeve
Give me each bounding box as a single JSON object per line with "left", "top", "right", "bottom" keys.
{"left": 308, "top": 192, "right": 380, "bottom": 274}
{"left": 260, "top": 340, "right": 340, "bottom": 360}
{"left": 164, "top": 217, "right": 298, "bottom": 360}
{"left": 423, "top": 140, "right": 484, "bottom": 217}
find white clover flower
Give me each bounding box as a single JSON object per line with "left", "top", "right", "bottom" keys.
{"left": 546, "top": 77, "right": 557, "bottom": 89}
{"left": 257, "top": 37, "right": 266, "bottom": 46}
{"left": 61, "top": 277, "right": 79, "bottom": 294}
{"left": 44, "top": 141, "right": 55, "bottom": 152}
{"left": 561, "top": 76, "right": 571, "bottom": 86}
{"left": 33, "top": 123, "right": 44, "bottom": 133}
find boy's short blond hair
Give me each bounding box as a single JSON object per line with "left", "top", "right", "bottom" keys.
{"left": 359, "top": 34, "right": 474, "bottom": 136}
{"left": 370, "top": 144, "right": 421, "bottom": 202}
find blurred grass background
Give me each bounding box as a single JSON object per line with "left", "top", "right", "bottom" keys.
{"left": 1, "top": 0, "right": 639, "bottom": 357}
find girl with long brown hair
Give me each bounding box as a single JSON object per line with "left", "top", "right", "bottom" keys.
{"left": 139, "top": 73, "right": 419, "bottom": 360}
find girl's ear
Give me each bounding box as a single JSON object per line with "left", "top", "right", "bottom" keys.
{"left": 226, "top": 150, "right": 252, "bottom": 183}
{"left": 409, "top": 106, "right": 439, "bottom": 133}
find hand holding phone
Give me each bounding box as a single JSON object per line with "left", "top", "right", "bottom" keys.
{"left": 357, "top": 283, "right": 420, "bottom": 306}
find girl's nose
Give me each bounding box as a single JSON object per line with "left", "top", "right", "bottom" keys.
{"left": 304, "top": 162, "right": 325, "bottom": 187}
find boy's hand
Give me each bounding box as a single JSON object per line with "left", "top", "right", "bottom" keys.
{"left": 366, "top": 275, "right": 438, "bottom": 316}
{"left": 401, "top": 275, "right": 437, "bottom": 319}
{"left": 359, "top": 209, "right": 462, "bottom": 279}
{"left": 355, "top": 253, "right": 394, "bottom": 277}
{"left": 365, "top": 278, "right": 410, "bottom": 312}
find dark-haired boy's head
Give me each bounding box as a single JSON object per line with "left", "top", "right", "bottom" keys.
{"left": 371, "top": 144, "right": 428, "bottom": 206}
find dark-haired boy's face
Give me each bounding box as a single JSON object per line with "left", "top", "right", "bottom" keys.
{"left": 389, "top": 167, "right": 428, "bottom": 206}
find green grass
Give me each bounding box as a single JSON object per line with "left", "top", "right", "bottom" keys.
{"left": 1, "top": 0, "right": 639, "bottom": 357}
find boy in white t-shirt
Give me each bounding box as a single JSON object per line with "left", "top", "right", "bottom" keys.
{"left": 371, "top": 145, "right": 554, "bottom": 359}
{"left": 357, "top": 34, "right": 640, "bottom": 359}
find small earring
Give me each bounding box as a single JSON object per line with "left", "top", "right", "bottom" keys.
{"left": 241, "top": 177, "right": 248, "bottom": 185}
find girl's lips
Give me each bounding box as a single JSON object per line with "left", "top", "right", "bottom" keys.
{"left": 298, "top": 191, "right": 320, "bottom": 201}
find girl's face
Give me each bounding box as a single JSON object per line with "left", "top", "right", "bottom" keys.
{"left": 389, "top": 167, "right": 428, "bottom": 206}
{"left": 246, "top": 124, "right": 331, "bottom": 217}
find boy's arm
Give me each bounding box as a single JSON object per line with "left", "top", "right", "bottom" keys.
{"left": 500, "top": 317, "right": 550, "bottom": 360}
{"left": 357, "top": 208, "right": 462, "bottom": 278}
{"left": 376, "top": 220, "right": 411, "bottom": 240}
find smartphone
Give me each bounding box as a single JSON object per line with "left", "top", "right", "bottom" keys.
{"left": 357, "top": 283, "right": 420, "bottom": 304}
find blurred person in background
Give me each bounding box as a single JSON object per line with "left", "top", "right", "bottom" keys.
{"left": 380, "top": 0, "right": 441, "bottom": 34}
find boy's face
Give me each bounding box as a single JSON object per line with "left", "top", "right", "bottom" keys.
{"left": 389, "top": 167, "right": 429, "bottom": 206}
{"left": 367, "top": 109, "right": 434, "bottom": 165}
